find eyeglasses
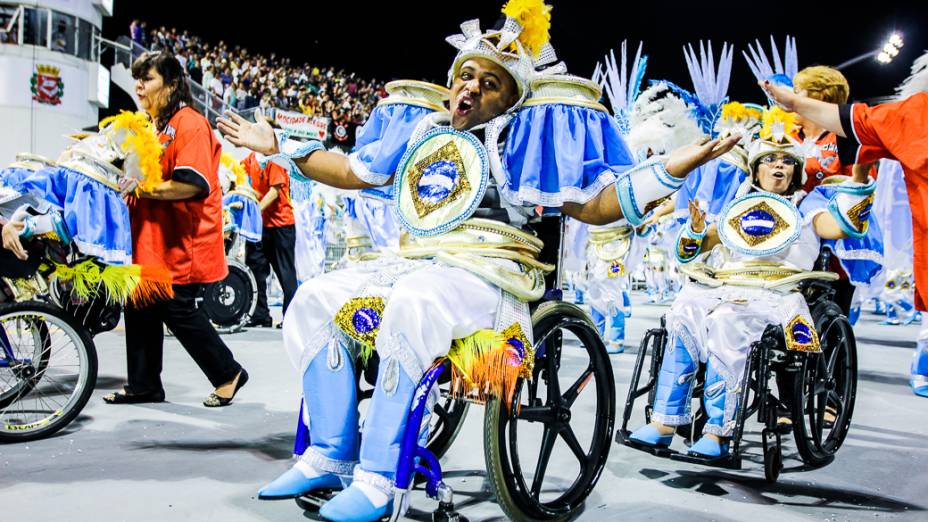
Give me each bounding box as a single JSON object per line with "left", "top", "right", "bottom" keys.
{"left": 759, "top": 154, "right": 801, "bottom": 167}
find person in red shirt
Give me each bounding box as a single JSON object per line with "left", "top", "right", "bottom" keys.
{"left": 104, "top": 51, "right": 248, "bottom": 407}
{"left": 763, "top": 78, "right": 928, "bottom": 397}
{"left": 242, "top": 148, "right": 298, "bottom": 327}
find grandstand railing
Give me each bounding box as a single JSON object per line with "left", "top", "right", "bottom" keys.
{"left": 95, "top": 35, "right": 239, "bottom": 126}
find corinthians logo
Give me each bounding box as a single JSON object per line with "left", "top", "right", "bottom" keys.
{"left": 31, "top": 64, "right": 65, "bottom": 105}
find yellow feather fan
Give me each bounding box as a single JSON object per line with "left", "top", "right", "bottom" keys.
{"left": 502, "top": 0, "right": 552, "bottom": 58}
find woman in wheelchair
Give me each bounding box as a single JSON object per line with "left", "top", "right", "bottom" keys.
{"left": 629, "top": 107, "right": 878, "bottom": 458}
{"left": 218, "top": 3, "right": 738, "bottom": 520}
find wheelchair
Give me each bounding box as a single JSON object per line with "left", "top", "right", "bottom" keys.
{"left": 295, "top": 216, "right": 617, "bottom": 521}
{"left": 199, "top": 223, "right": 258, "bottom": 333}
{"left": 0, "top": 236, "right": 105, "bottom": 443}
{"left": 616, "top": 250, "right": 857, "bottom": 482}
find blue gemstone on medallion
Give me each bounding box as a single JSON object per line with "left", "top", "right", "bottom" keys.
{"left": 352, "top": 307, "right": 381, "bottom": 334}
{"left": 858, "top": 204, "right": 871, "bottom": 222}
{"left": 507, "top": 338, "right": 526, "bottom": 363}
{"left": 740, "top": 209, "right": 776, "bottom": 237}
{"left": 611, "top": 263, "right": 622, "bottom": 273}
{"left": 792, "top": 321, "right": 813, "bottom": 345}
{"left": 417, "top": 160, "right": 459, "bottom": 205}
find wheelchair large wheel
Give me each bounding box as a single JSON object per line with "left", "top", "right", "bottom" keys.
{"left": 0, "top": 301, "right": 97, "bottom": 443}
{"left": 791, "top": 301, "right": 857, "bottom": 467}
{"left": 200, "top": 260, "right": 257, "bottom": 328}
{"left": 484, "top": 301, "right": 615, "bottom": 521}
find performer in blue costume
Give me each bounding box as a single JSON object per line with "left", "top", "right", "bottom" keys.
{"left": 218, "top": 2, "right": 738, "bottom": 519}
{"left": 628, "top": 107, "right": 880, "bottom": 457}
{"left": 580, "top": 40, "right": 650, "bottom": 353}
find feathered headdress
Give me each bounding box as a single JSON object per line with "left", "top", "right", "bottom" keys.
{"left": 743, "top": 36, "right": 799, "bottom": 84}
{"left": 97, "top": 111, "right": 164, "bottom": 192}
{"left": 747, "top": 106, "right": 809, "bottom": 183}
{"left": 896, "top": 50, "right": 928, "bottom": 100}
{"left": 625, "top": 81, "right": 705, "bottom": 159}
{"left": 596, "top": 40, "right": 648, "bottom": 135}
{"left": 446, "top": 0, "right": 562, "bottom": 108}
{"left": 714, "top": 101, "right": 764, "bottom": 142}
{"left": 683, "top": 41, "right": 734, "bottom": 135}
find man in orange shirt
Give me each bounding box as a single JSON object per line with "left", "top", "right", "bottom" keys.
{"left": 242, "top": 151, "right": 298, "bottom": 328}
{"left": 763, "top": 78, "right": 928, "bottom": 397}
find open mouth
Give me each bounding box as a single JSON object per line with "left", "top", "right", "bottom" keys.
{"left": 771, "top": 170, "right": 787, "bottom": 180}
{"left": 455, "top": 93, "right": 475, "bottom": 117}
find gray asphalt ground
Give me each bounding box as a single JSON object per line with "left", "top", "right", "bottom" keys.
{"left": 1, "top": 294, "right": 926, "bottom": 522}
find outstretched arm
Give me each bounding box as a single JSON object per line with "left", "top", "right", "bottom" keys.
{"left": 761, "top": 81, "right": 845, "bottom": 137}
{"left": 216, "top": 112, "right": 382, "bottom": 190}
{"left": 562, "top": 135, "right": 740, "bottom": 225}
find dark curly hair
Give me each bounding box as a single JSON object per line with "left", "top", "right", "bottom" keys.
{"left": 131, "top": 51, "right": 196, "bottom": 130}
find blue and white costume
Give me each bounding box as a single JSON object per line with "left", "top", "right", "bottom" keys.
{"left": 255, "top": 10, "right": 693, "bottom": 521}
{"left": 1, "top": 113, "right": 163, "bottom": 266}
{"left": 629, "top": 110, "right": 881, "bottom": 457}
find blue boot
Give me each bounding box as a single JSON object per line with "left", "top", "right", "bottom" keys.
{"left": 629, "top": 424, "right": 672, "bottom": 448}
{"left": 260, "top": 342, "right": 360, "bottom": 499}
{"left": 322, "top": 357, "right": 419, "bottom": 521}
{"left": 691, "top": 358, "right": 734, "bottom": 457}
{"left": 320, "top": 483, "right": 393, "bottom": 522}
{"left": 622, "top": 290, "right": 632, "bottom": 318}
{"left": 634, "top": 336, "right": 697, "bottom": 445}
{"left": 258, "top": 466, "right": 341, "bottom": 500}
{"left": 605, "top": 308, "right": 626, "bottom": 354}
{"left": 688, "top": 436, "right": 730, "bottom": 457}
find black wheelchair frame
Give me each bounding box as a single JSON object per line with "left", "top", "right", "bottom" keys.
{"left": 616, "top": 251, "right": 858, "bottom": 482}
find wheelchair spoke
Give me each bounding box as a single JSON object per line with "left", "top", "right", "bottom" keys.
{"left": 562, "top": 364, "right": 593, "bottom": 408}
{"left": 531, "top": 425, "right": 557, "bottom": 499}
{"left": 559, "top": 424, "right": 588, "bottom": 466}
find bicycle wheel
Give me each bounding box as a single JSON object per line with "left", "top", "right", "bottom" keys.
{"left": 0, "top": 301, "right": 97, "bottom": 442}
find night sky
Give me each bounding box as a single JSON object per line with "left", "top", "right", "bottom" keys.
{"left": 104, "top": 1, "right": 928, "bottom": 104}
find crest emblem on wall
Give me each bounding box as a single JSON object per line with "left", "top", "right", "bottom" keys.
{"left": 31, "top": 64, "right": 65, "bottom": 106}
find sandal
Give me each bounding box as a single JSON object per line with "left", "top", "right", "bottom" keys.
{"left": 103, "top": 387, "right": 165, "bottom": 404}
{"left": 204, "top": 369, "right": 249, "bottom": 407}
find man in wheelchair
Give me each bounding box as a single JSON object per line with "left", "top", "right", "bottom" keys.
{"left": 218, "top": 2, "right": 739, "bottom": 520}
{"left": 628, "top": 107, "right": 879, "bottom": 459}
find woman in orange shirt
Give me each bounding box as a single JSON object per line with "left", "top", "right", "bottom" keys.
{"left": 104, "top": 52, "right": 248, "bottom": 406}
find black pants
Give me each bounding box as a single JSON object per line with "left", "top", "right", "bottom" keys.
{"left": 124, "top": 283, "right": 242, "bottom": 394}
{"left": 245, "top": 225, "right": 298, "bottom": 322}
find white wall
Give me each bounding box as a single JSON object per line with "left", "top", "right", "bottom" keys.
{"left": 0, "top": 45, "right": 99, "bottom": 163}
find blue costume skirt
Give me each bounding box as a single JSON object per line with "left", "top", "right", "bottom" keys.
{"left": 12, "top": 166, "right": 133, "bottom": 265}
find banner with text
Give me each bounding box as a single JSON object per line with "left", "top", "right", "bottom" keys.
{"left": 274, "top": 109, "right": 329, "bottom": 141}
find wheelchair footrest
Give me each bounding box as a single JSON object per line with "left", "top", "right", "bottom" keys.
{"left": 294, "top": 489, "right": 339, "bottom": 513}
{"left": 616, "top": 430, "right": 742, "bottom": 470}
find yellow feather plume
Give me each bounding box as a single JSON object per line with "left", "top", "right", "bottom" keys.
{"left": 98, "top": 111, "right": 164, "bottom": 193}
{"left": 721, "top": 102, "right": 762, "bottom": 122}
{"left": 502, "top": 0, "right": 552, "bottom": 58}
{"left": 760, "top": 106, "right": 797, "bottom": 141}
{"left": 52, "top": 260, "right": 173, "bottom": 306}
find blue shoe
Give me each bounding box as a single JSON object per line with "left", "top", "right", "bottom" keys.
{"left": 628, "top": 424, "right": 673, "bottom": 448}
{"left": 257, "top": 467, "right": 342, "bottom": 500}
{"left": 319, "top": 484, "right": 393, "bottom": 522}
{"left": 688, "top": 436, "right": 730, "bottom": 458}
{"left": 606, "top": 342, "right": 625, "bottom": 354}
